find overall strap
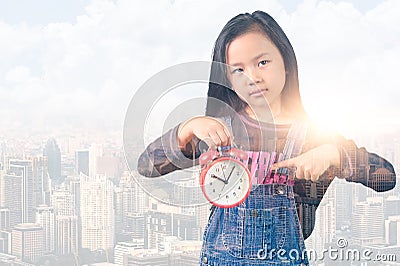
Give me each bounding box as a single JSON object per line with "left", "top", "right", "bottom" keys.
{"left": 219, "top": 115, "right": 233, "bottom": 134}
{"left": 277, "top": 122, "right": 308, "bottom": 179}
{"left": 284, "top": 122, "right": 308, "bottom": 159}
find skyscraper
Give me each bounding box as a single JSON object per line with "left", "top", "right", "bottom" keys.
{"left": 80, "top": 173, "right": 115, "bottom": 251}
{"left": 66, "top": 176, "right": 82, "bottom": 250}
{"left": 1, "top": 172, "right": 23, "bottom": 227}
{"left": 385, "top": 215, "right": 400, "bottom": 246}
{"left": 12, "top": 223, "right": 44, "bottom": 263}
{"left": 115, "top": 175, "right": 148, "bottom": 236}
{"left": 352, "top": 199, "right": 384, "bottom": 246}
{"left": 51, "top": 187, "right": 79, "bottom": 255}
{"left": 334, "top": 178, "right": 353, "bottom": 229}
{"left": 0, "top": 230, "right": 11, "bottom": 254}
{"left": 75, "top": 150, "right": 89, "bottom": 176}
{"left": 35, "top": 205, "right": 55, "bottom": 253}
{"left": 114, "top": 241, "right": 144, "bottom": 265}
{"left": 56, "top": 215, "right": 78, "bottom": 255}
{"left": 89, "top": 144, "right": 103, "bottom": 177}
{"left": 32, "top": 156, "right": 50, "bottom": 207}
{"left": 0, "top": 208, "right": 10, "bottom": 230}
{"left": 5, "top": 157, "right": 51, "bottom": 225}
{"left": 8, "top": 159, "right": 34, "bottom": 223}
{"left": 43, "top": 138, "right": 62, "bottom": 185}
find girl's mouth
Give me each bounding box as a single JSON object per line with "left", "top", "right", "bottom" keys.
{"left": 249, "top": 88, "right": 268, "bottom": 96}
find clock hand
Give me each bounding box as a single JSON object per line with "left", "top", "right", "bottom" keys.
{"left": 211, "top": 174, "right": 227, "bottom": 184}
{"left": 225, "top": 166, "right": 236, "bottom": 184}
{"left": 222, "top": 168, "right": 227, "bottom": 182}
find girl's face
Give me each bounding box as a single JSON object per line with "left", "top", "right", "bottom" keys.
{"left": 226, "top": 31, "right": 286, "bottom": 116}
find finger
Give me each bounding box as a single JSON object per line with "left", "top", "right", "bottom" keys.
{"left": 311, "top": 172, "right": 319, "bottom": 182}
{"left": 271, "top": 157, "right": 297, "bottom": 170}
{"left": 303, "top": 169, "right": 311, "bottom": 181}
{"left": 294, "top": 165, "right": 304, "bottom": 179}
{"left": 209, "top": 131, "right": 222, "bottom": 147}
{"left": 201, "top": 137, "right": 216, "bottom": 150}
{"left": 216, "top": 129, "right": 230, "bottom": 146}
{"left": 222, "top": 126, "right": 232, "bottom": 145}
{"left": 295, "top": 168, "right": 303, "bottom": 179}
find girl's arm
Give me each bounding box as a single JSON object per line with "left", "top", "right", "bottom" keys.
{"left": 137, "top": 124, "right": 200, "bottom": 177}
{"left": 330, "top": 138, "right": 396, "bottom": 192}
{"left": 272, "top": 123, "right": 396, "bottom": 192}
{"left": 137, "top": 116, "right": 232, "bottom": 177}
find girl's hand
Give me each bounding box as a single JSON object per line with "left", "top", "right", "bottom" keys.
{"left": 271, "top": 144, "right": 340, "bottom": 182}
{"left": 177, "top": 116, "right": 232, "bottom": 150}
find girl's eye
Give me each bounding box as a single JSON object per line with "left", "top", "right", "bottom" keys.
{"left": 231, "top": 68, "right": 244, "bottom": 74}
{"left": 258, "top": 60, "right": 269, "bottom": 67}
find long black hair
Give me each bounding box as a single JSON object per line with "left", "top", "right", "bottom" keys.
{"left": 206, "top": 11, "right": 306, "bottom": 120}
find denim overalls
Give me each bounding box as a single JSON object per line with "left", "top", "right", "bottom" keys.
{"left": 199, "top": 118, "right": 309, "bottom": 265}
{"left": 199, "top": 184, "right": 309, "bottom": 265}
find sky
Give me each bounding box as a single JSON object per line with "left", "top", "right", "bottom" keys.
{"left": 0, "top": 0, "right": 399, "bottom": 145}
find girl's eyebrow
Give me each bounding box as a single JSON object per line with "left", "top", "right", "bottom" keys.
{"left": 229, "top": 52, "right": 270, "bottom": 67}
{"left": 252, "top": 52, "right": 269, "bottom": 61}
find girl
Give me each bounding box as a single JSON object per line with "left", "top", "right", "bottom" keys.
{"left": 138, "top": 11, "right": 396, "bottom": 265}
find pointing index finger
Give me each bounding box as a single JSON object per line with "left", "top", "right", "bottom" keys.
{"left": 270, "top": 157, "right": 297, "bottom": 171}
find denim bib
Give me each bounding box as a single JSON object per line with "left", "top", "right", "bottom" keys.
{"left": 199, "top": 117, "right": 309, "bottom": 265}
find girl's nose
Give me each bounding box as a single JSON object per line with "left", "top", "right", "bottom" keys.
{"left": 247, "top": 68, "right": 262, "bottom": 85}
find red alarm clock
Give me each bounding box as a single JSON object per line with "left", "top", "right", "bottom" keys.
{"left": 199, "top": 146, "right": 251, "bottom": 208}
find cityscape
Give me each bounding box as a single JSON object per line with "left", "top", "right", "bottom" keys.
{"left": 0, "top": 129, "right": 399, "bottom": 265}
{"left": 1, "top": 0, "right": 400, "bottom": 265}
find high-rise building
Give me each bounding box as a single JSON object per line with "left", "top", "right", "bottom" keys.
{"left": 115, "top": 175, "right": 148, "bottom": 237}
{"left": 114, "top": 241, "right": 144, "bottom": 265}
{"left": 1, "top": 172, "right": 23, "bottom": 227}
{"left": 43, "top": 138, "right": 62, "bottom": 185}
{"left": 80, "top": 173, "right": 115, "bottom": 251}
{"left": 31, "top": 156, "right": 50, "bottom": 207}
{"left": 352, "top": 199, "right": 384, "bottom": 246}
{"left": 51, "top": 187, "right": 79, "bottom": 255}
{"left": 144, "top": 210, "right": 198, "bottom": 250}
{"left": 51, "top": 187, "right": 75, "bottom": 217}
{"left": 368, "top": 167, "right": 396, "bottom": 193}
{"left": 56, "top": 215, "right": 78, "bottom": 255}
{"left": 89, "top": 144, "right": 103, "bottom": 177}
{"left": 12, "top": 223, "right": 44, "bottom": 263}
{"left": 66, "top": 176, "right": 82, "bottom": 250}
{"left": 0, "top": 230, "right": 11, "bottom": 254}
{"left": 126, "top": 213, "right": 145, "bottom": 240}
{"left": 308, "top": 182, "right": 336, "bottom": 252}
{"left": 35, "top": 205, "right": 55, "bottom": 253}
{"left": 295, "top": 180, "right": 331, "bottom": 239}
{"left": 0, "top": 207, "right": 10, "bottom": 230}
{"left": 8, "top": 160, "right": 34, "bottom": 223}
{"left": 3, "top": 157, "right": 50, "bottom": 225}
{"left": 385, "top": 215, "right": 400, "bottom": 246}
{"left": 334, "top": 178, "right": 353, "bottom": 230}
{"left": 124, "top": 250, "right": 169, "bottom": 266}
{"left": 0, "top": 142, "right": 6, "bottom": 170}
{"left": 75, "top": 150, "right": 89, "bottom": 176}
{"left": 385, "top": 196, "right": 400, "bottom": 219}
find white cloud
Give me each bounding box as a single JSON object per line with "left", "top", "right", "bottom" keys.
{"left": 0, "top": 0, "right": 399, "bottom": 140}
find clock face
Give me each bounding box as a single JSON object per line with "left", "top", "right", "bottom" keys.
{"left": 201, "top": 157, "right": 251, "bottom": 208}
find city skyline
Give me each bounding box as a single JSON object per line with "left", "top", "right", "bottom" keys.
{"left": 1, "top": 0, "right": 400, "bottom": 265}
{"left": 0, "top": 132, "right": 400, "bottom": 265}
